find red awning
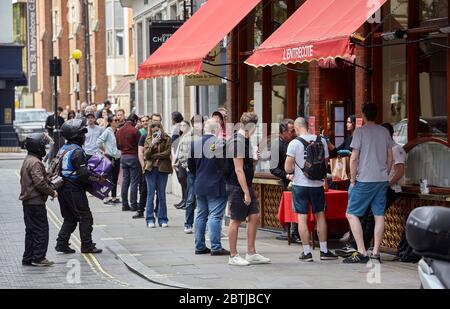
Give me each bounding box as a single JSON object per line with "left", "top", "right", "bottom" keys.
{"left": 245, "top": 0, "right": 387, "bottom": 67}
{"left": 137, "top": 0, "right": 261, "bottom": 80}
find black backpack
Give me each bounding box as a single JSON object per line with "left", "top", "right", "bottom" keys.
{"left": 295, "top": 136, "right": 327, "bottom": 181}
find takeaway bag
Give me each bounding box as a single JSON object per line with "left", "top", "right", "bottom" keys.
{"left": 88, "top": 153, "right": 113, "bottom": 176}
{"left": 88, "top": 178, "right": 114, "bottom": 200}
{"left": 87, "top": 154, "right": 113, "bottom": 200}
{"left": 330, "top": 156, "right": 349, "bottom": 181}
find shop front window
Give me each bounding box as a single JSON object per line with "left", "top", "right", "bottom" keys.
{"left": 418, "top": 35, "right": 448, "bottom": 142}
{"left": 382, "top": 0, "right": 408, "bottom": 145}
{"left": 405, "top": 141, "right": 450, "bottom": 188}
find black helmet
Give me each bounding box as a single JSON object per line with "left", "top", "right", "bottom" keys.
{"left": 25, "top": 133, "right": 51, "bottom": 159}
{"left": 61, "top": 119, "right": 88, "bottom": 145}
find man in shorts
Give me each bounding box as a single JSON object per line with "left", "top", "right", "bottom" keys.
{"left": 226, "top": 112, "right": 271, "bottom": 266}
{"left": 285, "top": 117, "right": 338, "bottom": 262}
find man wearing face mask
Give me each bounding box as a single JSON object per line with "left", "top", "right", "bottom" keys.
{"left": 19, "top": 133, "right": 58, "bottom": 267}
{"left": 55, "top": 119, "right": 103, "bottom": 254}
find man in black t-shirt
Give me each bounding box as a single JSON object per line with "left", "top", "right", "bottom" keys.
{"left": 226, "top": 112, "right": 271, "bottom": 266}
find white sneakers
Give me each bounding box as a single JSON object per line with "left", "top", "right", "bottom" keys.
{"left": 184, "top": 227, "right": 193, "bottom": 234}
{"left": 228, "top": 253, "right": 271, "bottom": 266}
{"left": 147, "top": 223, "right": 169, "bottom": 228}
{"left": 245, "top": 253, "right": 271, "bottom": 264}
{"left": 228, "top": 254, "right": 250, "bottom": 266}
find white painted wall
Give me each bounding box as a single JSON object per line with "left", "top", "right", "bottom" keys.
{"left": 0, "top": 1, "right": 13, "bottom": 43}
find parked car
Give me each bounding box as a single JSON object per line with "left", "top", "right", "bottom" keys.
{"left": 14, "top": 108, "right": 48, "bottom": 148}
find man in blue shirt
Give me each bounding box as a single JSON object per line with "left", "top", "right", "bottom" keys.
{"left": 188, "top": 119, "right": 229, "bottom": 256}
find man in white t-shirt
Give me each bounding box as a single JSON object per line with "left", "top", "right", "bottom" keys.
{"left": 285, "top": 117, "right": 338, "bottom": 262}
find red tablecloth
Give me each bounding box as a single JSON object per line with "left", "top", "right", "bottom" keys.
{"left": 278, "top": 189, "right": 348, "bottom": 231}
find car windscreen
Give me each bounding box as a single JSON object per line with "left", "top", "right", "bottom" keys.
{"left": 15, "top": 110, "right": 48, "bottom": 124}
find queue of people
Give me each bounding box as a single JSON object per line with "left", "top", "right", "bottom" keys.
{"left": 19, "top": 99, "right": 403, "bottom": 268}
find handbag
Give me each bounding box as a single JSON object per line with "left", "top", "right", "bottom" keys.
{"left": 330, "top": 156, "right": 350, "bottom": 182}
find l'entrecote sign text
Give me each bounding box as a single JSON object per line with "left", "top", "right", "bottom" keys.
{"left": 282, "top": 45, "right": 314, "bottom": 61}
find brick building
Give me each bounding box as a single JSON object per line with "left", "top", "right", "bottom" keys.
{"left": 31, "top": 0, "right": 107, "bottom": 112}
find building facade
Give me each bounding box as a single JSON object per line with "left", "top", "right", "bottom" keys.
{"left": 0, "top": 0, "right": 26, "bottom": 149}
{"left": 226, "top": 0, "right": 449, "bottom": 250}
{"left": 13, "top": 0, "right": 108, "bottom": 112}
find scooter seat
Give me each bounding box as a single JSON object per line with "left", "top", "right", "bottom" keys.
{"left": 430, "top": 258, "right": 450, "bottom": 289}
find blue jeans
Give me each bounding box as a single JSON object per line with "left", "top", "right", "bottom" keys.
{"left": 184, "top": 171, "right": 196, "bottom": 228}
{"left": 145, "top": 168, "right": 169, "bottom": 226}
{"left": 121, "top": 156, "right": 141, "bottom": 210}
{"left": 194, "top": 195, "right": 227, "bottom": 252}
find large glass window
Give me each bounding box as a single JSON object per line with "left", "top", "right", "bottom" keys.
{"left": 115, "top": 30, "right": 124, "bottom": 56}
{"left": 105, "top": 0, "right": 125, "bottom": 57}
{"left": 405, "top": 142, "right": 450, "bottom": 188}
{"left": 418, "top": 35, "right": 448, "bottom": 141}
{"left": 382, "top": 0, "right": 408, "bottom": 145}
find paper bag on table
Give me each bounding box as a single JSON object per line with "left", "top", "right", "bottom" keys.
{"left": 330, "top": 157, "right": 349, "bottom": 181}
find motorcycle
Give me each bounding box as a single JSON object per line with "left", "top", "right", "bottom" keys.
{"left": 406, "top": 206, "right": 450, "bottom": 289}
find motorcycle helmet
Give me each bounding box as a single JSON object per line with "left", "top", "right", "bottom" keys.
{"left": 61, "top": 119, "right": 88, "bottom": 146}
{"left": 25, "top": 133, "right": 51, "bottom": 159}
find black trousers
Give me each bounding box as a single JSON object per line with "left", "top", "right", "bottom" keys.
{"left": 138, "top": 171, "right": 147, "bottom": 213}
{"left": 175, "top": 166, "right": 188, "bottom": 202}
{"left": 56, "top": 183, "right": 94, "bottom": 251}
{"left": 23, "top": 204, "right": 49, "bottom": 263}
{"left": 110, "top": 157, "right": 121, "bottom": 198}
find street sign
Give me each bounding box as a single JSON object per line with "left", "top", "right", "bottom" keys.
{"left": 148, "top": 21, "right": 184, "bottom": 55}
{"left": 185, "top": 45, "right": 222, "bottom": 86}
{"left": 27, "top": 0, "right": 38, "bottom": 92}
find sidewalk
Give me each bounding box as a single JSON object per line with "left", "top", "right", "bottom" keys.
{"left": 56, "top": 192, "right": 420, "bottom": 289}
{"left": 0, "top": 151, "right": 26, "bottom": 160}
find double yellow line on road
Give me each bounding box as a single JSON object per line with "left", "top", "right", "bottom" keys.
{"left": 15, "top": 171, "right": 129, "bottom": 287}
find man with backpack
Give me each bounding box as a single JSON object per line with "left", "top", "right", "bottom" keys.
{"left": 285, "top": 117, "right": 338, "bottom": 262}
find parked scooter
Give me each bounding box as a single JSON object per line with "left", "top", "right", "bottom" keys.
{"left": 406, "top": 206, "right": 450, "bottom": 289}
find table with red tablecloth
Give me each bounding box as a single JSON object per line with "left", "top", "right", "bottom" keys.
{"left": 278, "top": 189, "right": 348, "bottom": 245}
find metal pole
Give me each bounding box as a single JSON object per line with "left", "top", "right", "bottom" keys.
{"left": 83, "top": 0, "right": 92, "bottom": 104}
{"left": 75, "top": 59, "right": 80, "bottom": 112}
{"left": 53, "top": 71, "right": 59, "bottom": 157}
